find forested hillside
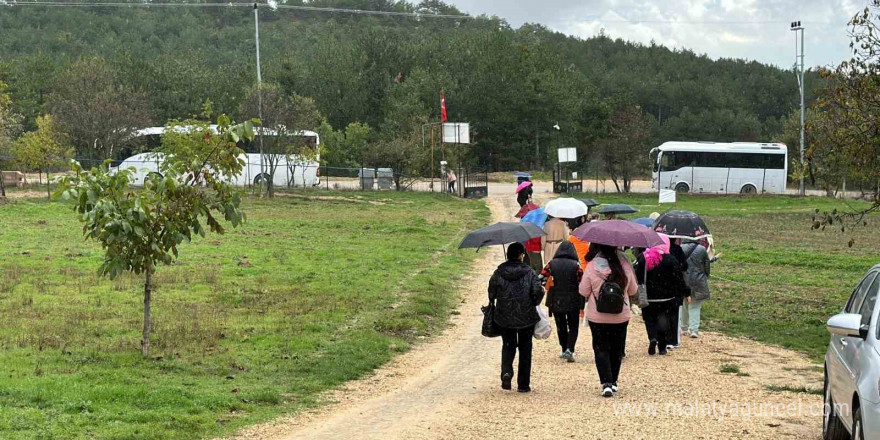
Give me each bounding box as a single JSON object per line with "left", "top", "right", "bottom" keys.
{"left": 0, "top": 0, "right": 821, "bottom": 174}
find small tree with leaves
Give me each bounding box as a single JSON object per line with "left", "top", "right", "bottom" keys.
{"left": 55, "top": 116, "right": 256, "bottom": 357}
{"left": 240, "top": 84, "right": 322, "bottom": 196}
{"left": 12, "top": 114, "right": 72, "bottom": 199}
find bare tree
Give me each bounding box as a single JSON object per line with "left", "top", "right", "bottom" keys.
{"left": 600, "top": 105, "right": 653, "bottom": 193}
{"left": 50, "top": 57, "right": 150, "bottom": 161}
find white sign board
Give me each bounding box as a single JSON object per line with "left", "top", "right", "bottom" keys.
{"left": 557, "top": 147, "right": 577, "bottom": 163}
{"left": 659, "top": 189, "right": 677, "bottom": 204}
{"left": 442, "top": 123, "right": 470, "bottom": 144}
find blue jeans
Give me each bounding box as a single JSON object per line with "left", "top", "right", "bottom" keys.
{"left": 680, "top": 300, "right": 704, "bottom": 333}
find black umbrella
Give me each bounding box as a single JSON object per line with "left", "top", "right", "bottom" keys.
{"left": 458, "top": 222, "right": 546, "bottom": 250}
{"left": 578, "top": 198, "right": 600, "bottom": 207}
{"left": 597, "top": 204, "right": 638, "bottom": 215}
{"left": 652, "top": 210, "right": 710, "bottom": 239}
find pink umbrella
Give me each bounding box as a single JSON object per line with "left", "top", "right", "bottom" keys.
{"left": 515, "top": 181, "right": 533, "bottom": 193}
{"left": 572, "top": 220, "right": 665, "bottom": 248}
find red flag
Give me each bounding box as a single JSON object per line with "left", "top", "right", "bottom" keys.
{"left": 440, "top": 93, "right": 448, "bottom": 123}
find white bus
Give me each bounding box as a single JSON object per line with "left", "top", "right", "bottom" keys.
{"left": 650, "top": 141, "right": 788, "bottom": 194}
{"left": 114, "top": 125, "right": 321, "bottom": 187}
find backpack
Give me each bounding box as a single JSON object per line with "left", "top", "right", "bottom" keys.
{"left": 595, "top": 281, "right": 625, "bottom": 314}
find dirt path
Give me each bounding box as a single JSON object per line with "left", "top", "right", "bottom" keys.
{"left": 223, "top": 192, "right": 824, "bottom": 440}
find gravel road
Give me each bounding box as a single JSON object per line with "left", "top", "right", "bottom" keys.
{"left": 221, "top": 191, "right": 824, "bottom": 440}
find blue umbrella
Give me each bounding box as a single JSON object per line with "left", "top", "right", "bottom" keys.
{"left": 631, "top": 217, "right": 654, "bottom": 228}
{"left": 521, "top": 207, "right": 546, "bottom": 229}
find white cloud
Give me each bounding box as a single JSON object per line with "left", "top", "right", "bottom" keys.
{"left": 446, "top": 0, "right": 856, "bottom": 67}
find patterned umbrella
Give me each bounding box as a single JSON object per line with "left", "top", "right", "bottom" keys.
{"left": 653, "top": 210, "right": 710, "bottom": 239}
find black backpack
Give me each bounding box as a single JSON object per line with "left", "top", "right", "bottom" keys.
{"left": 595, "top": 281, "right": 625, "bottom": 314}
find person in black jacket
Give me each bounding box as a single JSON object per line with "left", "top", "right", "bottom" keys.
{"left": 634, "top": 251, "right": 690, "bottom": 355}
{"left": 488, "top": 242, "right": 545, "bottom": 392}
{"left": 539, "top": 241, "right": 584, "bottom": 362}
{"left": 516, "top": 184, "right": 533, "bottom": 207}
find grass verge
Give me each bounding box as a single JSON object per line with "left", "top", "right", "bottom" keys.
{"left": 0, "top": 190, "right": 488, "bottom": 440}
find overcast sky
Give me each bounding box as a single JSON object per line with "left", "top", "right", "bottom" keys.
{"left": 445, "top": 0, "right": 861, "bottom": 68}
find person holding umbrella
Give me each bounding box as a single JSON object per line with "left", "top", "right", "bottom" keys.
{"left": 539, "top": 241, "right": 584, "bottom": 362}
{"left": 579, "top": 242, "right": 637, "bottom": 397}
{"left": 516, "top": 181, "right": 534, "bottom": 207}
{"left": 633, "top": 235, "right": 691, "bottom": 355}
{"left": 488, "top": 243, "right": 545, "bottom": 393}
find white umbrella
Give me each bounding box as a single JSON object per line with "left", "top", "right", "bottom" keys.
{"left": 544, "top": 198, "right": 589, "bottom": 219}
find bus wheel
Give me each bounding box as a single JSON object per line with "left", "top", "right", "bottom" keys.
{"left": 254, "top": 174, "right": 270, "bottom": 186}
{"left": 674, "top": 182, "right": 690, "bottom": 193}
{"left": 740, "top": 184, "right": 757, "bottom": 195}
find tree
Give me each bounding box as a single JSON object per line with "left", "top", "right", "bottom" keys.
{"left": 240, "top": 84, "right": 322, "bottom": 197}
{"left": 0, "top": 80, "right": 23, "bottom": 199}
{"left": 50, "top": 57, "right": 150, "bottom": 161}
{"left": 808, "top": 1, "right": 880, "bottom": 238}
{"left": 600, "top": 104, "right": 654, "bottom": 193}
{"left": 55, "top": 116, "right": 256, "bottom": 357}
{"left": 12, "top": 115, "right": 73, "bottom": 199}
{"left": 317, "top": 121, "right": 373, "bottom": 168}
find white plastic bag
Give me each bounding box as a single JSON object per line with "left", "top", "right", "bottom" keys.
{"left": 533, "top": 306, "right": 552, "bottom": 339}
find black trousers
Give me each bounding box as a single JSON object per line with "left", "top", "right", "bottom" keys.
{"left": 554, "top": 311, "right": 580, "bottom": 352}
{"left": 588, "top": 321, "right": 628, "bottom": 385}
{"left": 448, "top": 181, "right": 455, "bottom": 193}
{"left": 500, "top": 325, "right": 534, "bottom": 390}
{"left": 643, "top": 300, "right": 677, "bottom": 348}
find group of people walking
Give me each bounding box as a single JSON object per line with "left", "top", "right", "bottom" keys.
{"left": 487, "top": 192, "right": 715, "bottom": 396}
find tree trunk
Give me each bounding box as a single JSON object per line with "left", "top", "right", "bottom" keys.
{"left": 46, "top": 170, "right": 51, "bottom": 200}
{"left": 0, "top": 169, "right": 6, "bottom": 198}
{"left": 141, "top": 267, "right": 153, "bottom": 358}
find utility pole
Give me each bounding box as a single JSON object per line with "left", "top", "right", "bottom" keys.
{"left": 254, "top": 3, "right": 265, "bottom": 195}
{"left": 791, "top": 20, "right": 806, "bottom": 196}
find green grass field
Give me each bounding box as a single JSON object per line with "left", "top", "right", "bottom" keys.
{"left": 592, "top": 193, "right": 879, "bottom": 361}
{"left": 0, "top": 191, "right": 488, "bottom": 440}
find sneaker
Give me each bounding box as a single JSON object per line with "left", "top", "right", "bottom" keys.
{"left": 667, "top": 344, "right": 679, "bottom": 350}
{"left": 682, "top": 329, "right": 690, "bottom": 336}
{"left": 648, "top": 340, "right": 657, "bottom": 356}
{"left": 501, "top": 373, "right": 512, "bottom": 390}
{"left": 559, "top": 351, "right": 566, "bottom": 358}
{"left": 659, "top": 347, "right": 668, "bottom": 355}
{"left": 564, "top": 349, "right": 575, "bottom": 363}
{"left": 602, "top": 385, "right": 613, "bottom": 397}
{"left": 611, "top": 382, "right": 619, "bottom": 393}
{"left": 517, "top": 387, "right": 531, "bottom": 393}
{"left": 690, "top": 331, "right": 700, "bottom": 338}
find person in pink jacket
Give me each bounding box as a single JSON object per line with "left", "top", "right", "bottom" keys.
{"left": 579, "top": 243, "right": 637, "bottom": 397}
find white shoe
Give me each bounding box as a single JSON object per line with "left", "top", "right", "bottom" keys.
{"left": 611, "top": 383, "right": 619, "bottom": 393}
{"left": 690, "top": 331, "right": 700, "bottom": 338}
{"left": 602, "top": 386, "right": 613, "bottom": 397}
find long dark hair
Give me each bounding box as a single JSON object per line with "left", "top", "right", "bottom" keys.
{"left": 585, "top": 243, "right": 628, "bottom": 289}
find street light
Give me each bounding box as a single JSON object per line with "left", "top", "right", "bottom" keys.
{"left": 790, "top": 20, "right": 806, "bottom": 196}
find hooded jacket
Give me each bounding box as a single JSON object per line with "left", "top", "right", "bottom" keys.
{"left": 680, "top": 242, "right": 710, "bottom": 300}
{"left": 541, "top": 241, "right": 585, "bottom": 315}
{"left": 488, "top": 261, "right": 544, "bottom": 329}
{"left": 579, "top": 254, "right": 638, "bottom": 324}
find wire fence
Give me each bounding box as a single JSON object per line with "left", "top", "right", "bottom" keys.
{"left": 0, "top": 155, "right": 484, "bottom": 197}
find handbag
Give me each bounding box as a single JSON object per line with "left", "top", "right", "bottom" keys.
{"left": 637, "top": 263, "right": 649, "bottom": 308}
{"left": 533, "top": 306, "right": 552, "bottom": 339}
{"left": 481, "top": 301, "right": 501, "bottom": 338}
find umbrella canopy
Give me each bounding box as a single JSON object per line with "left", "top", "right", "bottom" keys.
{"left": 515, "top": 181, "right": 533, "bottom": 194}
{"left": 572, "top": 220, "right": 664, "bottom": 248}
{"left": 597, "top": 204, "right": 639, "bottom": 215}
{"left": 631, "top": 217, "right": 654, "bottom": 228}
{"left": 544, "top": 198, "right": 589, "bottom": 219}
{"left": 459, "top": 222, "right": 546, "bottom": 250}
{"left": 653, "top": 210, "right": 710, "bottom": 239}
{"left": 579, "top": 198, "right": 600, "bottom": 208}
{"left": 521, "top": 207, "right": 547, "bottom": 229}
{"left": 515, "top": 202, "right": 539, "bottom": 219}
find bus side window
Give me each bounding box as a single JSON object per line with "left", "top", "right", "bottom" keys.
{"left": 660, "top": 152, "right": 674, "bottom": 171}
